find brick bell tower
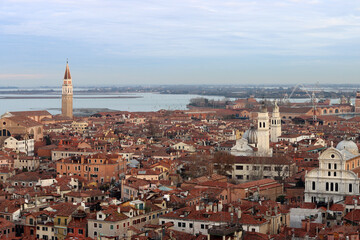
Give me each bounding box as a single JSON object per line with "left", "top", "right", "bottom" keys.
{"left": 62, "top": 59, "right": 73, "bottom": 119}
{"left": 356, "top": 91, "right": 360, "bottom": 113}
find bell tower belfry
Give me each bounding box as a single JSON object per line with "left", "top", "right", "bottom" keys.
{"left": 257, "top": 104, "right": 270, "bottom": 156}
{"left": 270, "top": 100, "right": 281, "bottom": 142}
{"left": 62, "top": 60, "right": 73, "bottom": 119}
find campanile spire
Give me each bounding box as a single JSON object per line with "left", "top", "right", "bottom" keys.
{"left": 61, "top": 59, "right": 73, "bottom": 119}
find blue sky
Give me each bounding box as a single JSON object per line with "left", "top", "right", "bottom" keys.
{"left": 1, "top": 0, "right": 360, "bottom": 87}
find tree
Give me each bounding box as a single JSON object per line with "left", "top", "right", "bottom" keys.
{"left": 212, "top": 151, "right": 235, "bottom": 177}
{"left": 181, "top": 154, "right": 212, "bottom": 180}
{"left": 272, "top": 153, "right": 294, "bottom": 184}
{"left": 44, "top": 135, "right": 52, "bottom": 145}
{"left": 249, "top": 156, "right": 265, "bottom": 181}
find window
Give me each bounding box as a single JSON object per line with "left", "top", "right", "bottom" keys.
{"left": 349, "top": 184, "right": 353, "bottom": 193}
{"left": 94, "top": 223, "right": 97, "bottom": 228}
{"left": 328, "top": 163, "right": 331, "bottom": 169}
{"left": 110, "top": 225, "right": 113, "bottom": 230}
{"left": 57, "top": 218, "right": 61, "bottom": 225}
{"left": 328, "top": 171, "right": 331, "bottom": 176}
{"left": 326, "top": 182, "right": 329, "bottom": 191}
{"left": 275, "top": 166, "right": 282, "bottom": 171}
{"left": 29, "top": 218, "right": 34, "bottom": 225}
{"left": 335, "top": 183, "right": 338, "bottom": 192}
{"left": 312, "top": 181, "right": 315, "bottom": 190}
{"left": 236, "top": 165, "right": 243, "bottom": 170}
{"left": 236, "top": 175, "right": 243, "bottom": 180}
{"left": 334, "top": 172, "right": 337, "bottom": 177}
{"left": 99, "top": 224, "right": 102, "bottom": 228}
{"left": 190, "top": 223, "right": 193, "bottom": 228}
{"left": 334, "top": 164, "right": 337, "bottom": 169}
{"left": 178, "top": 222, "right": 181, "bottom": 227}
{"left": 331, "top": 183, "right": 334, "bottom": 191}
{"left": 201, "top": 224, "right": 205, "bottom": 229}
{"left": 263, "top": 166, "right": 271, "bottom": 171}
{"left": 182, "top": 223, "right": 185, "bottom": 228}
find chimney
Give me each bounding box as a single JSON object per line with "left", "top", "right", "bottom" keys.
{"left": 117, "top": 207, "right": 121, "bottom": 213}
{"left": 4, "top": 207, "right": 8, "bottom": 212}
{"left": 354, "top": 199, "right": 358, "bottom": 210}
{"left": 301, "top": 218, "right": 311, "bottom": 232}
{"left": 218, "top": 201, "right": 223, "bottom": 212}
{"left": 196, "top": 205, "right": 200, "bottom": 211}
{"left": 236, "top": 208, "right": 241, "bottom": 219}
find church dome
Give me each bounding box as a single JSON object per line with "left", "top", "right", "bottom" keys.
{"left": 336, "top": 139, "right": 359, "bottom": 155}
{"left": 243, "top": 126, "right": 258, "bottom": 144}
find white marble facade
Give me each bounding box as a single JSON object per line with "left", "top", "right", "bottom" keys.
{"left": 305, "top": 140, "right": 360, "bottom": 203}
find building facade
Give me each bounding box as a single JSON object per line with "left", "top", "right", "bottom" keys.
{"left": 305, "top": 140, "right": 360, "bottom": 203}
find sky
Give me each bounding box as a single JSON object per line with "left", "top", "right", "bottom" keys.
{"left": 1, "top": 0, "right": 360, "bottom": 87}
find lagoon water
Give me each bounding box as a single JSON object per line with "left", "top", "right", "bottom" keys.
{"left": 0, "top": 91, "right": 349, "bottom": 115}
{"left": 0, "top": 92, "right": 227, "bottom": 115}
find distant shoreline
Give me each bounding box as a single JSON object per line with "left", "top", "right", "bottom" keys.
{"left": 0, "top": 96, "right": 142, "bottom": 100}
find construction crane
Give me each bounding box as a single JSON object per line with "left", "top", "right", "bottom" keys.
{"left": 283, "top": 83, "right": 319, "bottom": 125}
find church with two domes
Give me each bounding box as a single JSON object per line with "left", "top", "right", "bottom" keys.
{"left": 305, "top": 138, "right": 360, "bottom": 204}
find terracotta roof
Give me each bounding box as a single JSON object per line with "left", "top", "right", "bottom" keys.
{"left": 238, "top": 214, "right": 267, "bottom": 225}
{"left": 161, "top": 206, "right": 233, "bottom": 222}
{"left": 0, "top": 217, "right": 15, "bottom": 231}
{"left": 344, "top": 209, "right": 360, "bottom": 223}
{"left": 49, "top": 202, "right": 79, "bottom": 217}
{"left": 7, "top": 110, "right": 51, "bottom": 117}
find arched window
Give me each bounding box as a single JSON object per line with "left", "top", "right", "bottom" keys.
{"left": 335, "top": 183, "right": 338, "bottom": 191}
{"left": 323, "top": 109, "right": 327, "bottom": 114}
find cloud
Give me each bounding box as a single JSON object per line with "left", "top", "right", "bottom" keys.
{"left": 1, "top": 0, "right": 360, "bottom": 58}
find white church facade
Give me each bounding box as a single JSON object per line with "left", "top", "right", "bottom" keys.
{"left": 305, "top": 139, "right": 360, "bottom": 204}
